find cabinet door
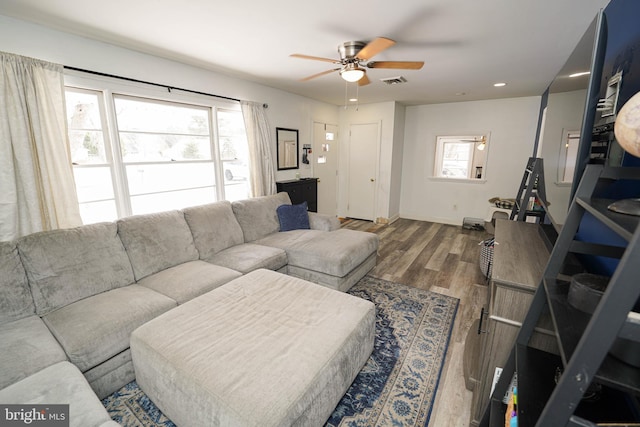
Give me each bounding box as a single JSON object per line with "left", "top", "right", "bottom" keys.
{"left": 469, "top": 318, "right": 519, "bottom": 426}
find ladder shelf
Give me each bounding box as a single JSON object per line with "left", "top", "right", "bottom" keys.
{"left": 510, "top": 157, "right": 549, "bottom": 222}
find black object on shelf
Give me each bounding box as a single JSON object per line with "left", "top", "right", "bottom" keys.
{"left": 276, "top": 178, "right": 318, "bottom": 212}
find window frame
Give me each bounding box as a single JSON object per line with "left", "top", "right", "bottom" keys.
{"left": 433, "top": 134, "right": 489, "bottom": 182}
{"left": 64, "top": 71, "right": 248, "bottom": 223}
{"left": 557, "top": 129, "right": 580, "bottom": 185}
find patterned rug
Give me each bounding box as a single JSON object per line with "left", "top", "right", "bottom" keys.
{"left": 102, "top": 276, "right": 459, "bottom": 427}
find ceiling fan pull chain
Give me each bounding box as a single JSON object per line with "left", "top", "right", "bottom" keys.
{"left": 356, "top": 82, "right": 359, "bottom": 111}
{"left": 344, "top": 80, "right": 348, "bottom": 110}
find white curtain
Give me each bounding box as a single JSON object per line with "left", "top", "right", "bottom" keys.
{"left": 0, "top": 52, "right": 82, "bottom": 241}
{"left": 240, "top": 101, "right": 277, "bottom": 197}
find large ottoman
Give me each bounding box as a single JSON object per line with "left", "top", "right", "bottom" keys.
{"left": 130, "top": 269, "right": 376, "bottom": 427}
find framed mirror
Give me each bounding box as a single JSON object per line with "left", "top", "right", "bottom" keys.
{"left": 276, "top": 127, "right": 299, "bottom": 170}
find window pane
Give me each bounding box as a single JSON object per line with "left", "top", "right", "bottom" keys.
{"left": 130, "top": 187, "right": 216, "bottom": 215}
{"left": 66, "top": 91, "right": 102, "bottom": 129}
{"left": 120, "top": 133, "right": 212, "bottom": 162}
{"left": 78, "top": 200, "right": 118, "bottom": 224}
{"left": 442, "top": 142, "right": 471, "bottom": 178}
{"left": 435, "top": 136, "right": 487, "bottom": 180}
{"left": 125, "top": 163, "right": 216, "bottom": 196}
{"left": 73, "top": 167, "right": 115, "bottom": 202}
{"left": 114, "top": 96, "right": 209, "bottom": 135}
{"left": 218, "top": 109, "right": 250, "bottom": 200}
{"left": 69, "top": 131, "right": 108, "bottom": 164}
{"left": 66, "top": 90, "right": 108, "bottom": 164}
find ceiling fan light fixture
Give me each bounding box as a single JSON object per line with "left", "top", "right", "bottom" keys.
{"left": 340, "top": 63, "right": 365, "bottom": 82}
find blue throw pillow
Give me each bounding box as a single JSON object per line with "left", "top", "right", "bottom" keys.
{"left": 276, "top": 202, "right": 310, "bottom": 231}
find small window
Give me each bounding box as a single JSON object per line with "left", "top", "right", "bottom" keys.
{"left": 434, "top": 135, "right": 488, "bottom": 180}
{"left": 558, "top": 130, "right": 579, "bottom": 184}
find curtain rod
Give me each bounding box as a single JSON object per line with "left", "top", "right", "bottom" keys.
{"left": 64, "top": 65, "right": 245, "bottom": 104}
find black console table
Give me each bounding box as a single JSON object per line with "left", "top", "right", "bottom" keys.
{"left": 276, "top": 178, "right": 318, "bottom": 212}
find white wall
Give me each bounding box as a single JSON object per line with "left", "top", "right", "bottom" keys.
{"left": 400, "top": 97, "right": 541, "bottom": 225}
{"left": 389, "top": 104, "right": 406, "bottom": 222}
{"left": 539, "top": 89, "right": 587, "bottom": 225}
{"left": 0, "top": 14, "right": 338, "bottom": 184}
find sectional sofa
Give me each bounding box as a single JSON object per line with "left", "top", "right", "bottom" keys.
{"left": 0, "top": 192, "right": 379, "bottom": 426}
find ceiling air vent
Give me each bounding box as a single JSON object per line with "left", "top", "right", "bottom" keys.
{"left": 380, "top": 76, "right": 407, "bottom": 85}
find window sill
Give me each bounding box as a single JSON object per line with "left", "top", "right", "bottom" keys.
{"left": 429, "top": 177, "right": 487, "bottom": 184}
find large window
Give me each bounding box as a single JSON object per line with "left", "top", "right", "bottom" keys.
{"left": 434, "top": 135, "right": 488, "bottom": 180}
{"left": 65, "top": 81, "right": 249, "bottom": 224}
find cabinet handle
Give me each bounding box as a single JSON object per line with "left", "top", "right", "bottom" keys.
{"left": 477, "top": 307, "right": 488, "bottom": 334}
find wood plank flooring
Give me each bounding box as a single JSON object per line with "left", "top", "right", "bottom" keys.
{"left": 341, "top": 218, "right": 491, "bottom": 427}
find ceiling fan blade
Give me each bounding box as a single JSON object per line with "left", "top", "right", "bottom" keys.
{"left": 356, "top": 37, "right": 396, "bottom": 61}
{"left": 299, "top": 68, "right": 340, "bottom": 82}
{"left": 290, "top": 54, "right": 340, "bottom": 64}
{"left": 358, "top": 74, "right": 371, "bottom": 86}
{"left": 367, "top": 61, "right": 424, "bottom": 70}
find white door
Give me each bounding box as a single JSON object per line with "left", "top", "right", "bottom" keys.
{"left": 313, "top": 122, "right": 339, "bottom": 215}
{"left": 348, "top": 123, "right": 379, "bottom": 221}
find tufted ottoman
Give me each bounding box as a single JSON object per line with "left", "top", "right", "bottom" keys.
{"left": 130, "top": 269, "right": 375, "bottom": 427}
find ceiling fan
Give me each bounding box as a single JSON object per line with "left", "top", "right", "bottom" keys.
{"left": 290, "top": 37, "right": 424, "bottom": 86}
{"left": 460, "top": 136, "right": 488, "bottom": 150}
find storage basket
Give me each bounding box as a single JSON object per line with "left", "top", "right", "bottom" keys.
{"left": 479, "top": 237, "right": 495, "bottom": 278}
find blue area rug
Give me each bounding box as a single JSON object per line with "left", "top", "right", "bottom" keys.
{"left": 102, "top": 276, "right": 459, "bottom": 427}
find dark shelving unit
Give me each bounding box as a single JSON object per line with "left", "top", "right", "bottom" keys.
{"left": 481, "top": 165, "right": 640, "bottom": 427}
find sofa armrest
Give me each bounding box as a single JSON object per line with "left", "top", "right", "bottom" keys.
{"left": 308, "top": 212, "right": 340, "bottom": 231}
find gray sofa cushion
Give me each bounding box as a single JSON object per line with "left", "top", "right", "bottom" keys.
{"left": 0, "top": 315, "right": 68, "bottom": 389}
{"left": 231, "top": 192, "right": 291, "bottom": 242}
{"left": 0, "top": 241, "right": 35, "bottom": 323}
{"left": 206, "top": 243, "right": 288, "bottom": 274}
{"left": 42, "top": 285, "right": 176, "bottom": 372}
{"left": 182, "top": 201, "right": 245, "bottom": 259}
{"left": 17, "top": 222, "right": 135, "bottom": 316}
{"left": 117, "top": 210, "right": 199, "bottom": 281}
{"left": 256, "top": 229, "right": 379, "bottom": 277}
{"left": 137, "top": 260, "right": 242, "bottom": 304}
{"left": 0, "top": 361, "right": 120, "bottom": 427}
{"left": 308, "top": 212, "right": 341, "bottom": 231}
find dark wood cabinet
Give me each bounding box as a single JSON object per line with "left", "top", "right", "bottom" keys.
{"left": 276, "top": 178, "right": 318, "bottom": 212}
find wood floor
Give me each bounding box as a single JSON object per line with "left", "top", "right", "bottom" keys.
{"left": 341, "top": 217, "right": 491, "bottom": 427}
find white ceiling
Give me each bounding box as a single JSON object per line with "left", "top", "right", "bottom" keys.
{"left": 0, "top": 0, "right": 610, "bottom": 106}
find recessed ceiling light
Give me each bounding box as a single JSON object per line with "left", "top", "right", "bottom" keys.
{"left": 493, "top": 82, "right": 507, "bottom": 87}
{"left": 349, "top": 98, "right": 358, "bottom": 102}
{"left": 569, "top": 71, "right": 590, "bottom": 78}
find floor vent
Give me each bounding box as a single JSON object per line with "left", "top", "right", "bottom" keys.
{"left": 380, "top": 76, "right": 407, "bottom": 85}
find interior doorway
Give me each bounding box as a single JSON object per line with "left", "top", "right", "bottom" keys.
{"left": 347, "top": 122, "right": 379, "bottom": 221}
